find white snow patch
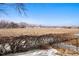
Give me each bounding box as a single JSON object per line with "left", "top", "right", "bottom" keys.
{"left": 4, "top": 43, "right": 11, "bottom": 51}
{"left": 6, "top": 48, "right": 59, "bottom": 56}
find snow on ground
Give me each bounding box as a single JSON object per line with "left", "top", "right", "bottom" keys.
{"left": 6, "top": 48, "right": 59, "bottom": 56}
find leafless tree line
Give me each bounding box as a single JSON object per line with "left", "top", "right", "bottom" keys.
{"left": 0, "top": 20, "right": 79, "bottom": 29}
{"left": 0, "top": 20, "right": 27, "bottom": 28}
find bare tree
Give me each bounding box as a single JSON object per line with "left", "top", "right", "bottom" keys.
{"left": 0, "top": 3, "right": 28, "bottom": 28}
{"left": 0, "top": 3, "right": 27, "bottom": 17}
{"left": 9, "top": 22, "right": 19, "bottom": 28}
{"left": 0, "top": 20, "right": 8, "bottom": 28}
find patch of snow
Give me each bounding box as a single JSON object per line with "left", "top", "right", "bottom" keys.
{"left": 74, "top": 34, "right": 79, "bottom": 36}
{"left": 22, "top": 41, "right": 26, "bottom": 44}
{"left": 54, "top": 43, "right": 79, "bottom": 52}
{"left": 6, "top": 48, "right": 59, "bottom": 56}
{"left": 4, "top": 43, "right": 11, "bottom": 51}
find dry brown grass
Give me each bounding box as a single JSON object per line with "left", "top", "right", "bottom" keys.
{"left": 56, "top": 48, "right": 79, "bottom": 56}
{"left": 0, "top": 28, "right": 79, "bottom": 37}
{"left": 63, "top": 39, "right": 79, "bottom": 47}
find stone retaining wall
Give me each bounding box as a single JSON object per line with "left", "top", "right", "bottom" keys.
{"left": 0, "top": 34, "right": 74, "bottom": 55}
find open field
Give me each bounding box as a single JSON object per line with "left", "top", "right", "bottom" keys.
{"left": 0, "top": 28, "right": 79, "bottom": 37}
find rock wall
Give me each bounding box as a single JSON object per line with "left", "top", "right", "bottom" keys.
{"left": 0, "top": 34, "right": 74, "bottom": 55}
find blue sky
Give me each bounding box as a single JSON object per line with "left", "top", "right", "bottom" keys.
{"left": 0, "top": 3, "right": 79, "bottom": 26}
